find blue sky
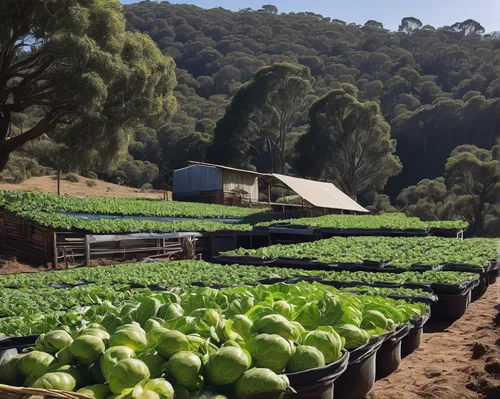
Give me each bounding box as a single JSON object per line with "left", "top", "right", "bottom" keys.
{"left": 121, "top": 0, "right": 500, "bottom": 32}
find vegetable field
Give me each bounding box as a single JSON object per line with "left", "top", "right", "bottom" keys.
{"left": 223, "top": 236, "right": 497, "bottom": 269}
{"left": 0, "top": 191, "right": 497, "bottom": 399}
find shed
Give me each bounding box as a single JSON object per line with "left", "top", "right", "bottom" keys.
{"left": 173, "top": 162, "right": 368, "bottom": 214}
{"left": 173, "top": 162, "right": 266, "bottom": 205}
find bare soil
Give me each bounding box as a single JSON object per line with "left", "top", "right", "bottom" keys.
{"left": 367, "top": 282, "right": 500, "bottom": 399}
{"left": 0, "top": 174, "right": 170, "bottom": 199}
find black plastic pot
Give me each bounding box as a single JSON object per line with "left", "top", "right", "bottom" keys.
{"left": 431, "top": 288, "right": 472, "bottom": 321}
{"left": 376, "top": 324, "right": 411, "bottom": 378}
{"left": 401, "top": 309, "right": 430, "bottom": 358}
{"left": 487, "top": 268, "right": 498, "bottom": 285}
{"left": 334, "top": 338, "right": 384, "bottom": 399}
{"left": 284, "top": 350, "right": 349, "bottom": 399}
{"left": 471, "top": 275, "right": 489, "bottom": 301}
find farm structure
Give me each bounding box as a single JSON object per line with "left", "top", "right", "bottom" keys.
{"left": 0, "top": 209, "right": 270, "bottom": 268}
{"left": 173, "top": 161, "right": 368, "bottom": 214}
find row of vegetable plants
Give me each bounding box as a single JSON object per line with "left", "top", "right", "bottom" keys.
{"left": 256, "top": 212, "right": 469, "bottom": 231}
{"left": 0, "top": 190, "right": 259, "bottom": 219}
{"left": 0, "top": 261, "right": 477, "bottom": 325}
{"left": 222, "top": 236, "right": 497, "bottom": 270}
{"left": 0, "top": 282, "right": 426, "bottom": 398}
{"left": 0, "top": 261, "right": 479, "bottom": 290}
{"left": 10, "top": 210, "right": 253, "bottom": 233}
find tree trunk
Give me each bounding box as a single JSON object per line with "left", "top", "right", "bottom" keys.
{"left": 0, "top": 148, "right": 10, "bottom": 172}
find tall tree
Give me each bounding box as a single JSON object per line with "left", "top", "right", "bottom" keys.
{"left": 0, "top": 0, "right": 177, "bottom": 171}
{"left": 398, "top": 17, "right": 423, "bottom": 35}
{"left": 445, "top": 145, "right": 499, "bottom": 233}
{"left": 208, "top": 63, "right": 311, "bottom": 174}
{"left": 295, "top": 88, "right": 402, "bottom": 199}
{"left": 451, "top": 19, "right": 485, "bottom": 37}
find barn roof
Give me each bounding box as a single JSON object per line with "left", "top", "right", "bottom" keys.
{"left": 180, "top": 161, "right": 368, "bottom": 213}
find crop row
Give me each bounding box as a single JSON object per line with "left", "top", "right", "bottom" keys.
{"left": 0, "top": 281, "right": 426, "bottom": 398}
{"left": 223, "top": 236, "right": 498, "bottom": 268}
{"left": 13, "top": 210, "right": 253, "bottom": 233}
{"left": 0, "top": 261, "right": 479, "bottom": 290}
{"left": 0, "top": 190, "right": 259, "bottom": 219}
{"left": 257, "top": 212, "right": 469, "bottom": 230}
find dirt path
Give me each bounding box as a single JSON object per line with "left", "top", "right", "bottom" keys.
{"left": 367, "top": 282, "right": 500, "bottom": 399}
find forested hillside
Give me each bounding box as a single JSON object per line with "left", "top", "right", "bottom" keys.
{"left": 2, "top": 1, "right": 498, "bottom": 232}
{"left": 120, "top": 1, "right": 499, "bottom": 196}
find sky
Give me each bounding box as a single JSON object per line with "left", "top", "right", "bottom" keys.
{"left": 120, "top": 0, "right": 500, "bottom": 33}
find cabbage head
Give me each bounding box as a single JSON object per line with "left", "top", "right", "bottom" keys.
{"left": 246, "top": 334, "right": 293, "bottom": 373}
{"left": 158, "top": 303, "right": 184, "bottom": 321}
{"left": 140, "top": 378, "right": 175, "bottom": 399}
{"left": 206, "top": 347, "right": 250, "bottom": 386}
{"left": 109, "top": 325, "right": 148, "bottom": 352}
{"left": 253, "top": 314, "right": 301, "bottom": 342}
{"left": 165, "top": 351, "right": 203, "bottom": 390}
{"left": 156, "top": 331, "right": 189, "bottom": 359}
{"left": 134, "top": 298, "right": 162, "bottom": 327}
{"left": 144, "top": 318, "right": 163, "bottom": 333}
{"left": 334, "top": 324, "right": 369, "bottom": 350}
{"left": 287, "top": 345, "right": 325, "bottom": 373}
{"left": 360, "top": 310, "right": 388, "bottom": 331}
{"left": 138, "top": 353, "right": 165, "bottom": 378}
{"left": 80, "top": 328, "right": 111, "bottom": 345}
{"left": 272, "top": 301, "right": 294, "bottom": 320}
{"left": 16, "top": 351, "right": 54, "bottom": 378}
{"left": 36, "top": 330, "right": 73, "bottom": 353}
{"left": 235, "top": 368, "right": 290, "bottom": 394}
{"left": 108, "top": 358, "right": 150, "bottom": 394}
{"left": 31, "top": 371, "right": 77, "bottom": 391}
{"left": 303, "top": 329, "right": 343, "bottom": 363}
{"left": 100, "top": 346, "right": 136, "bottom": 381}
{"left": 147, "top": 327, "right": 170, "bottom": 345}
{"left": 77, "top": 384, "right": 111, "bottom": 399}
{"left": 0, "top": 354, "right": 24, "bottom": 385}
{"left": 70, "top": 335, "right": 105, "bottom": 366}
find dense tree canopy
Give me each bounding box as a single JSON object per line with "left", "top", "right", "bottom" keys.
{"left": 295, "top": 88, "right": 402, "bottom": 199}
{"left": 0, "top": 0, "right": 177, "bottom": 174}
{"left": 3, "top": 1, "right": 499, "bottom": 203}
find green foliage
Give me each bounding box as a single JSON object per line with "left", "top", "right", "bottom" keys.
{"left": 258, "top": 212, "right": 468, "bottom": 230}
{"left": 65, "top": 173, "right": 80, "bottom": 183}
{"left": 86, "top": 180, "right": 97, "bottom": 188}
{"left": 0, "top": 0, "right": 177, "bottom": 173}
{"left": 223, "top": 236, "right": 496, "bottom": 268}
{"left": 295, "top": 88, "right": 402, "bottom": 198}
{"left": 445, "top": 145, "right": 500, "bottom": 234}
{"left": 208, "top": 62, "right": 312, "bottom": 173}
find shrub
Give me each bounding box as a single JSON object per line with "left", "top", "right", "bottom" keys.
{"left": 64, "top": 173, "right": 80, "bottom": 183}
{"left": 86, "top": 171, "right": 98, "bottom": 180}
{"left": 86, "top": 180, "right": 97, "bottom": 187}
{"left": 141, "top": 183, "right": 153, "bottom": 191}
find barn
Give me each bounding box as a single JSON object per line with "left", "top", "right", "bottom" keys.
{"left": 173, "top": 162, "right": 368, "bottom": 214}
{"left": 173, "top": 162, "right": 265, "bottom": 206}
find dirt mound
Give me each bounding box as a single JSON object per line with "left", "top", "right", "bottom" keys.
{"left": 0, "top": 174, "right": 168, "bottom": 199}
{"left": 366, "top": 283, "right": 500, "bottom": 399}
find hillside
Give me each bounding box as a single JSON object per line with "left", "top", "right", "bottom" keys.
{"left": 120, "top": 2, "right": 499, "bottom": 197}
{"left": 0, "top": 175, "right": 167, "bottom": 199}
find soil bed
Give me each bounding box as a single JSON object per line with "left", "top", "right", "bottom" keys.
{"left": 366, "top": 282, "right": 500, "bottom": 399}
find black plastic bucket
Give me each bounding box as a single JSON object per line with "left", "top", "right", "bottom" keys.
{"left": 431, "top": 289, "right": 472, "bottom": 321}
{"left": 402, "top": 310, "right": 431, "bottom": 358}
{"left": 334, "top": 338, "right": 384, "bottom": 399}
{"left": 284, "top": 350, "right": 349, "bottom": 399}
{"left": 376, "top": 324, "right": 411, "bottom": 378}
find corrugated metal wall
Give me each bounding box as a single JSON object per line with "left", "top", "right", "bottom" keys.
{"left": 173, "top": 165, "right": 222, "bottom": 194}
{"left": 222, "top": 170, "right": 259, "bottom": 201}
